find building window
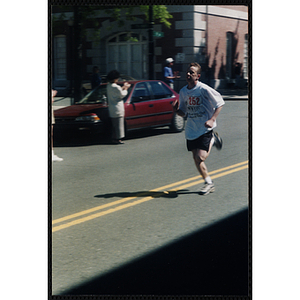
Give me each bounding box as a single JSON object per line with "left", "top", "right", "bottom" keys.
{"left": 53, "top": 35, "right": 67, "bottom": 80}
{"left": 243, "top": 34, "right": 248, "bottom": 79}
{"left": 107, "top": 32, "right": 147, "bottom": 79}
{"left": 226, "top": 32, "right": 233, "bottom": 79}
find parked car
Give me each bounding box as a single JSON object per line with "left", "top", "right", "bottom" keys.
{"left": 54, "top": 80, "right": 185, "bottom": 137}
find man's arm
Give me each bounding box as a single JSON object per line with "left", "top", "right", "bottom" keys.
{"left": 205, "top": 105, "right": 223, "bottom": 128}
{"left": 172, "top": 100, "right": 186, "bottom": 117}
{"left": 166, "top": 71, "right": 180, "bottom": 80}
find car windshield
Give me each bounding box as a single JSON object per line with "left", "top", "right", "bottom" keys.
{"left": 78, "top": 83, "right": 133, "bottom": 104}
{"left": 78, "top": 85, "right": 108, "bottom": 104}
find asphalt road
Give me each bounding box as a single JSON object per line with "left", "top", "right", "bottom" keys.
{"left": 51, "top": 100, "right": 250, "bottom": 296}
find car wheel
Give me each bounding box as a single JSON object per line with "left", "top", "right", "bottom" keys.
{"left": 170, "top": 113, "right": 185, "bottom": 132}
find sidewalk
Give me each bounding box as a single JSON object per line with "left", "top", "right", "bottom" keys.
{"left": 53, "top": 89, "right": 248, "bottom": 110}
{"left": 217, "top": 88, "right": 248, "bottom": 100}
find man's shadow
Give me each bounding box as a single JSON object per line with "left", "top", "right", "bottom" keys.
{"left": 94, "top": 190, "right": 198, "bottom": 199}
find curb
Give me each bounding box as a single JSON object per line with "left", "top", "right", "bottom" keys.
{"left": 222, "top": 96, "right": 248, "bottom": 101}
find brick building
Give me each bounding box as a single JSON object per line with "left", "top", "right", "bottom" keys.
{"left": 51, "top": 5, "right": 248, "bottom": 95}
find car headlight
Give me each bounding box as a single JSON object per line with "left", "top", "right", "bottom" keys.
{"left": 75, "top": 113, "right": 100, "bottom": 122}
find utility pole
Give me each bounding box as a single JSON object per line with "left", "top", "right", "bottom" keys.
{"left": 148, "top": 5, "right": 154, "bottom": 80}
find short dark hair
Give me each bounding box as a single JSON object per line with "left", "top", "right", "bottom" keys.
{"left": 107, "top": 70, "right": 120, "bottom": 82}
{"left": 188, "top": 62, "right": 201, "bottom": 74}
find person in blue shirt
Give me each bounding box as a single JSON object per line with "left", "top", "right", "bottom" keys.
{"left": 163, "top": 58, "right": 180, "bottom": 90}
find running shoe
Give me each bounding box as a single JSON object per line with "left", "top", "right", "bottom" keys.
{"left": 199, "top": 182, "right": 215, "bottom": 195}
{"left": 213, "top": 132, "right": 223, "bottom": 150}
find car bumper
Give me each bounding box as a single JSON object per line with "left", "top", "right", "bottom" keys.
{"left": 53, "top": 120, "right": 106, "bottom": 133}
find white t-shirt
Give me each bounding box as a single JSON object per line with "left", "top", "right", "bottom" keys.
{"left": 179, "top": 81, "right": 225, "bottom": 140}
{"left": 107, "top": 83, "right": 128, "bottom": 118}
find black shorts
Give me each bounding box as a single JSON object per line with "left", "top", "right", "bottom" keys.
{"left": 187, "top": 131, "right": 213, "bottom": 152}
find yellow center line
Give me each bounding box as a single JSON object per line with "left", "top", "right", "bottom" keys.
{"left": 169, "top": 164, "right": 248, "bottom": 191}
{"left": 52, "top": 160, "right": 248, "bottom": 225}
{"left": 52, "top": 161, "right": 248, "bottom": 232}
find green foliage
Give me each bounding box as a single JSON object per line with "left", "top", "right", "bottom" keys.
{"left": 140, "top": 5, "right": 172, "bottom": 28}
{"left": 52, "top": 5, "right": 173, "bottom": 43}
{"left": 53, "top": 5, "right": 173, "bottom": 29}
{"left": 107, "top": 5, "right": 173, "bottom": 28}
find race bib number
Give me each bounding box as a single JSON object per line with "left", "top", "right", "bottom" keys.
{"left": 188, "top": 96, "right": 201, "bottom": 105}
{"left": 187, "top": 96, "right": 205, "bottom": 118}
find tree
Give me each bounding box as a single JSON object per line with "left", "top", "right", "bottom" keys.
{"left": 52, "top": 5, "right": 173, "bottom": 101}
{"left": 104, "top": 5, "right": 172, "bottom": 28}
{"left": 52, "top": 5, "right": 172, "bottom": 39}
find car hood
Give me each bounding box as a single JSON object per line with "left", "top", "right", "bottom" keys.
{"left": 54, "top": 103, "right": 107, "bottom": 117}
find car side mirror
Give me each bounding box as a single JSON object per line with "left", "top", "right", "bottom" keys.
{"left": 131, "top": 97, "right": 142, "bottom": 103}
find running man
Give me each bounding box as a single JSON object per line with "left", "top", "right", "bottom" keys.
{"left": 172, "top": 62, "right": 224, "bottom": 195}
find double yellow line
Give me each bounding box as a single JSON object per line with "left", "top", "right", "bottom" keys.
{"left": 52, "top": 160, "right": 248, "bottom": 233}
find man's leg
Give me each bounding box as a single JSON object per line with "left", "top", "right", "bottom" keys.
{"left": 192, "top": 138, "right": 214, "bottom": 195}
{"left": 192, "top": 137, "right": 214, "bottom": 177}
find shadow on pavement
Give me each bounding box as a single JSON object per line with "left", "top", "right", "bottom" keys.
{"left": 59, "top": 208, "right": 249, "bottom": 297}
{"left": 94, "top": 189, "right": 197, "bottom": 200}
{"left": 218, "top": 88, "right": 248, "bottom": 97}
{"left": 53, "top": 127, "right": 174, "bottom": 148}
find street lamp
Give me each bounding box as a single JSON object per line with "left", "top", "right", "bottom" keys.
{"left": 73, "top": 6, "right": 82, "bottom": 104}
{"left": 68, "top": 19, "right": 74, "bottom": 104}
{"left": 148, "top": 5, "right": 154, "bottom": 80}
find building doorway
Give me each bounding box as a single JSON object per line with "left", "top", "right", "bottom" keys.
{"left": 107, "top": 32, "right": 148, "bottom": 79}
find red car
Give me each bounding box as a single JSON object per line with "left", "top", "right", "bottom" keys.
{"left": 54, "top": 80, "right": 185, "bottom": 137}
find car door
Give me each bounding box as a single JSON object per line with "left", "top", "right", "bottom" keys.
{"left": 147, "top": 81, "right": 175, "bottom": 125}
{"left": 124, "top": 82, "right": 157, "bottom": 130}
